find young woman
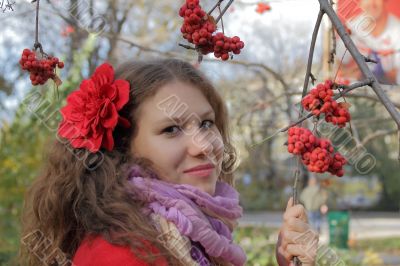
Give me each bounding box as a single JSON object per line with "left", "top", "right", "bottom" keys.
{"left": 21, "top": 59, "right": 318, "bottom": 266}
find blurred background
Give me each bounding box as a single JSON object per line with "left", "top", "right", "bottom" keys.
{"left": 0, "top": 0, "right": 399, "bottom": 265}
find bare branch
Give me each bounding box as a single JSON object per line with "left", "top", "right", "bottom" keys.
{"left": 279, "top": 79, "right": 374, "bottom": 133}
{"left": 398, "top": 127, "right": 400, "bottom": 164}
{"left": 218, "top": 4, "right": 225, "bottom": 34}
{"left": 215, "top": 0, "right": 234, "bottom": 24}
{"left": 335, "top": 78, "right": 374, "bottom": 96}
{"left": 299, "top": 9, "right": 325, "bottom": 119}
{"left": 34, "top": 0, "right": 40, "bottom": 48}
{"left": 361, "top": 129, "right": 397, "bottom": 146}
{"left": 178, "top": 43, "right": 196, "bottom": 50}
{"left": 210, "top": 59, "right": 290, "bottom": 91}
{"left": 328, "top": 0, "right": 336, "bottom": 65}
{"left": 98, "top": 32, "right": 292, "bottom": 99}
{"left": 319, "top": 0, "right": 400, "bottom": 128}
{"left": 106, "top": 1, "right": 135, "bottom": 59}
{"left": 208, "top": 0, "right": 224, "bottom": 15}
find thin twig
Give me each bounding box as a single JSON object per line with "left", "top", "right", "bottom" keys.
{"left": 299, "top": 9, "right": 325, "bottom": 119}
{"left": 334, "top": 49, "right": 348, "bottom": 82}
{"left": 208, "top": 0, "right": 224, "bottom": 15}
{"left": 328, "top": 0, "right": 336, "bottom": 64}
{"left": 292, "top": 12, "right": 325, "bottom": 264}
{"left": 398, "top": 127, "right": 400, "bottom": 164}
{"left": 280, "top": 79, "right": 373, "bottom": 133}
{"left": 33, "top": 0, "right": 43, "bottom": 54}
{"left": 292, "top": 161, "right": 301, "bottom": 204}
{"left": 361, "top": 129, "right": 397, "bottom": 146}
{"left": 292, "top": 166, "right": 301, "bottom": 266}
{"left": 310, "top": 72, "right": 317, "bottom": 84}
{"left": 256, "top": 90, "right": 400, "bottom": 111}
{"left": 99, "top": 33, "right": 292, "bottom": 95}
{"left": 337, "top": 86, "right": 354, "bottom": 136}
{"left": 218, "top": 4, "right": 225, "bottom": 34}
{"left": 215, "top": 0, "right": 234, "bottom": 24}
{"left": 178, "top": 43, "right": 196, "bottom": 50}
{"left": 319, "top": 0, "right": 400, "bottom": 128}
{"left": 335, "top": 78, "right": 374, "bottom": 95}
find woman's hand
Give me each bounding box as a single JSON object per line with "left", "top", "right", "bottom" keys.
{"left": 276, "top": 197, "right": 319, "bottom": 266}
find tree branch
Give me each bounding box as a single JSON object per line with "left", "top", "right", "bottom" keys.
{"left": 291, "top": 10, "right": 325, "bottom": 234}
{"left": 299, "top": 9, "right": 324, "bottom": 120}
{"left": 215, "top": 0, "right": 234, "bottom": 24}
{"left": 280, "top": 79, "right": 374, "bottom": 133}
{"left": 208, "top": 0, "right": 224, "bottom": 15}
{"left": 361, "top": 129, "right": 397, "bottom": 146}
{"left": 319, "top": 0, "right": 400, "bottom": 128}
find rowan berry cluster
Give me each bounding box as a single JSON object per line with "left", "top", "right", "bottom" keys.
{"left": 301, "top": 80, "right": 350, "bottom": 128}
{"left": 179, "top": 0, "right": 244, "bottom": 60}
{"left": 212, "top": 33, "right": 244, "bottom": 60}
{"left": 19, "top": 48, "right": 64, "bottom": 86}
{"left": 287, "top": 126, "right": 346, "bottom": 177}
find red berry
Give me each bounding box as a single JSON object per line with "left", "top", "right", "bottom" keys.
{"left": 19, "top": 48, "right": 64, "bottom": 86}
{"left": 221, "top": 53, "right": 229, "bottom": 60}
{"left": 286, "top": 126, "right": 346, "bottom": 177}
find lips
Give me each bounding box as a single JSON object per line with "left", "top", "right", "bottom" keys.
{"left": 183, "top": 163, "right": 215, "bottom": 173}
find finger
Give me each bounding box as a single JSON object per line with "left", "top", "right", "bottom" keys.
{"left": 286, "top": 243, "right": 318, "bottom": 265}
{"left": 283, "top": 217, "right": 312, "bottom": 233}
{"left": 284, "top": 204, "right": 308, "bottom": 223}
{"left": 280, "top": 230, "right": 299, "bottom": 250}
{"left": 286, "top": 197, "right": 294, "bottom": 210}
{"left": 281, "top": 229, "right": 319, "bottom": 249}
{"left": 278, "top": 244, "right": 292, "bottom": 263}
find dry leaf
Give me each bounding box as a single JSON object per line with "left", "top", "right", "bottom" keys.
{"left": 207, "top": 15, "right": 216, "bottom": 26}
{"left": 52, "top": 75, "right": 62, "bottom": 86}
{"left": 338, "top": 102, "right": 351, "bottom": 109}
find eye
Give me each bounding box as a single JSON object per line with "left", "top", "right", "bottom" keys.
{"left": 162, "top": 125, "right": 181, "bottom": 135}
{"left": 201, "top": 120, "right": 214, "bottom": 129}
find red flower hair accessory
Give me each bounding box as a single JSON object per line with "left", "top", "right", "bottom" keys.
{"left": 58, "top": 62, "right": 131, "bottom": 152}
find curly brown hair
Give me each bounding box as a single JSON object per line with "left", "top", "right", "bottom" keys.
{"left": 20, "top": 58, "right": 238, "bottom": 266}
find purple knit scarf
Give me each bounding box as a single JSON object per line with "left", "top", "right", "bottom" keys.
{"left": 127, "top": 166, "right": 247, "bottom": 266}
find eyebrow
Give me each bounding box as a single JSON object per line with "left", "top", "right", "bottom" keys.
{"left": 158, "top": 109, "right": 215, "bottom": 124}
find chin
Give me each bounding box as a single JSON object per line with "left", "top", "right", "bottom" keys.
{"left": 200, "top": 182, "right": 216, "bottom": 196}
{"left": 181, "top": 175, "right": 218, "bottom": 195}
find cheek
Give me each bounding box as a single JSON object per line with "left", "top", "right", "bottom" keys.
{"left": 132, "top": 134, "right": 179, "bottom": 178}
{"left": 148, "top": 139, "right": 183, "bottom": 179}
{"left": 211, "top": 132, "right": 225, "bottom": 168}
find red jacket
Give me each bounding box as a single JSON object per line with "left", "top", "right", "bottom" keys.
{"left": 72, "top": 235, "right": 168, "bottom": 266}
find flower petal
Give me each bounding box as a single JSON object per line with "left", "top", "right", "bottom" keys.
{"left": 101, "top": 102, "right": 118, "bottom": 129}
{"left": 102, "top": 84, "right": 117, "bottom": 100}
{"left": 57, "top": 62, "right": 131, "bottom": 153}
{"left": 101, "top": 129, "right": 114, "bottom": 151}
{"left": 59, "top": 104, "right": 74, "bottom": 120}
{"left": 79, "top": 79, "right": 96, "bottom": 96}
{"left": 92, "top": 62, "right": 114, "bottom": 88}
{"left": 118, "top": 116, "right": 131, "bottom": 128}
{"left": 113, "top": 79, "right": 130, "bottom": 110}
{"left": 66, "top": 90, "right": 84, "bottom": 107}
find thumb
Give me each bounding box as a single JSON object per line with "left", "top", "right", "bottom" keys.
{"left": 286, "top": 197, "right": 294, "bottom": 210}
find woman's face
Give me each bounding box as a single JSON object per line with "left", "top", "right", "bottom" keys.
{"left": 130, "top": 81, "right": 224, "bottom": 195}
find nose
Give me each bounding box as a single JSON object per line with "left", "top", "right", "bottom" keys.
{"left": 186, "top": 130, "right": 215, "bottom": 158}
